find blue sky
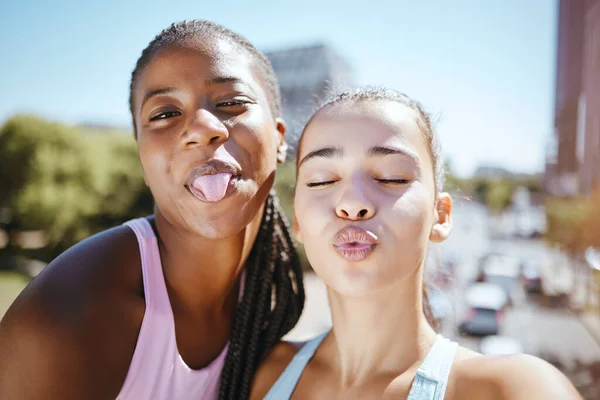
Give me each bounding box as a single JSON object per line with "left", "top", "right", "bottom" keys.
{"left": 0, "top": 0, "right": 557, "bottom": 177}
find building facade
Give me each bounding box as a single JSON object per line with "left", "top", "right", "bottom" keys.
{"left": 548, "top": 0, "right": 600, "bottom": 196}
{"left": 265, "top": 44, "right": 354, "bottom": 152}
{"left": 579, "top": 1, "right": 600, "bottom": 194}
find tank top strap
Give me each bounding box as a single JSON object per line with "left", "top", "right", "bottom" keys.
{"left": 123, "top": 217, "right": 171, "bottom": 313}
{"left": 124, "top": 217, "right": 156, "bottom": 239}
{"left": 407, "top": 335, "right": 458, "bottom": 400}
{"left": 264, "top": 330, "right": 329, "bottom": 400}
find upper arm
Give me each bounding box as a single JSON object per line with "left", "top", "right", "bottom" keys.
{"left": 494, "top": 355, "right": 581, "bottom": 400}
{"left": 0, "top": 292, "right": 113, "bottom": 399}
{"left": 0, "top": 225, "right": 142, "bottom": 400}
{"left": 452, "top": 354, "right": 581, "bottom": 400}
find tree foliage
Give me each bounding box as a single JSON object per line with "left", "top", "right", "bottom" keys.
{"left": 544, "top": 190, "right": 600, "bottom": 255}
{"left": 0, "top": 115, "right": 153, "bottom": 260}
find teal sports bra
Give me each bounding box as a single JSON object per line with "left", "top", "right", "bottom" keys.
{"left": 265, "top": 332, "right": 458, "bottom": 400}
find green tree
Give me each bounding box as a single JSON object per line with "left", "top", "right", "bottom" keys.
{"left": 0, "top": 115, "right": 152, "bottom": 261}
{"left": 483, "top": 179, "right": 515, "bottom": 212}
{"left": 544, "top": 196, "right": 589, "bottom": 255}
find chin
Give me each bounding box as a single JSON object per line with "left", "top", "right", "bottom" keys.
{"left": 195, "top": 210, "right": 257, "bottom": 240}
{"left": 311, "top": 257, "right": 388, "bottom": 298}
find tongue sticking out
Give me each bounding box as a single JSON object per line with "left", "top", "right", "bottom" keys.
{"left": 191, "top": 173, "right": 231, "bottom": 202}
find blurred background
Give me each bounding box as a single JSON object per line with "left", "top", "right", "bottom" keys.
{"left": 1, "top": 0, "right": 599, "bottom": 398}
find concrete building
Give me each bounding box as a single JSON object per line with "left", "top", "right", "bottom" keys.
{"left": 265, "top": 44, "right": 354, "bottom": 152}
{"left": 579, "top": 1, "right": 600, "bottom": 195}
{"left": 547, "top": 0, "right": 600, "bottom": 196}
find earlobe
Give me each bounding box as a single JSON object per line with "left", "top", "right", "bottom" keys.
{"left": 277, "top": 141, "right": 288, "bottom": 164}
{"left": 429, "top": 193, "right": 452, "bottom": 243}
{"left": 276, "top": 118, "right": 288, "bottom": 164}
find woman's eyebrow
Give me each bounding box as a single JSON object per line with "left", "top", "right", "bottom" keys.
{"left": 141, "top": 87, "right": 178, "bottom": 109}
{"left": 204, "top": 76, "right": 244, "bottom": 86}
{"left": 367, "top": 145, "right": 419, "bottom": 164}
{"left": 298, "top": 147, "right": 343, "bottom": 167}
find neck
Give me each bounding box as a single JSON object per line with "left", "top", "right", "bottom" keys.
{"left": 323, "top": 270, "right": 437, "bottom": 387}
{"left": 153, "top": 205, "right": 264, "bottom": 313}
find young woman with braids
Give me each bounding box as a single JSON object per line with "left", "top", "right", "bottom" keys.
{"left": 0, "top": 20, "right": 304, "bottom": 400}
{"left": 251, "top": 88, "right": 580, "bottom": 399}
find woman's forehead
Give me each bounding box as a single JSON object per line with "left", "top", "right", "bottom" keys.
{"left": 146, "top": 42, "right": 254, "bottom": 81}
{"left": 133, "top": 39, "right": 263, "bottom": 104}
{"left": 300, "top": 101, "right": 425, "bottom": 156}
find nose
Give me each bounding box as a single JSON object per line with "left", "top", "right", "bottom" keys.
{"left": 335, "top": 179, "right": 375, "bottom": 221}
{"left": 182, "top": 109, "right": 229, "bottom": 148}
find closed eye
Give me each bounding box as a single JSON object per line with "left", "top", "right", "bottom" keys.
{"left": 149, "top": 110, "right": 181, "bottom": 121}
{"left": 376, "top": 179, "right": 410, "bottom": 185}
{"left": 306, "top": 180, "right": 337, "bottom": 188}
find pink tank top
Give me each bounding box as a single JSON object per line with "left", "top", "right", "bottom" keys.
{"left": 117, "top": 218, "right": 228, "bottom": 400}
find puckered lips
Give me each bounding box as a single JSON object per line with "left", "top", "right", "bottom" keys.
{"left": 333, "top": 225, "right": 378, "bottom": 262}
{"left": 184, "top": 159, "right": 241, "bottom": 203}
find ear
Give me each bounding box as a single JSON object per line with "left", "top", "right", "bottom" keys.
{"left": 292, "top": 213, "right": 303, "bottom": 244}
{"left": 275, "top": 118, "right": 288, "bottom": 164}
{"left": 429, "top": 192, "right": 452, "bottom": 243}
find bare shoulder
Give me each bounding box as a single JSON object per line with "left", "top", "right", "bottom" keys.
{"left": 0, "top": 224, "right": 144, "bottom": 399}
{"left": 250, "top": 340, "right": 303, "bottom": 400}
{"left": 449, "top": 349, "right": 581, "bottom": 400}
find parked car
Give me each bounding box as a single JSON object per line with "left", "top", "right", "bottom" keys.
{"left": 458, "top": 283, "right": 508, "bottom": 337}
{"left": 459, "top": 308, "right": 501, "bottom": 336}
{"left": 480, "top": 335, "right": 524, "bottom": 355}
{"left": 476, "top": 253, "right": 521, "bottom": 303}
{"left": 520, "top": 259, "right": 543, "bottom": 293}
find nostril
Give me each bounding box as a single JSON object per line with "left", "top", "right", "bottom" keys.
{"left": 358, "top": 209, "right": 368, "bottom": 218}
{"left": 209, "top": 135, "right": 221, "bottom": 144}
{"left": 340, "top": 209, "right": 349, "bottom": 217}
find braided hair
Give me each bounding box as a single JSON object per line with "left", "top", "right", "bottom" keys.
{"left": 220, "top": 192, "right": 304, "bottom": 399}
{"left": 128, "top": 21, "right": 304, "bottom": 399}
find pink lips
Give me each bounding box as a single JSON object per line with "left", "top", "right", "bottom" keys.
{"left": 333, "top": 226, "right": 378, "bottom": 262}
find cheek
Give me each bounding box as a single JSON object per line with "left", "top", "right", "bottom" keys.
{"left": 137, "top": 136, "right": 171, "bottom": 186}
{"left": 228, "top": 116, "right": 278, "bottom": 178}
{"left": 294, "top": 190, "right": 333, "bottom": 266}
{"left": 389, "top": 187, "right": 436, "bottom": 246}
{"left": 294, "top": 189, "right": 330, "bottom": 233}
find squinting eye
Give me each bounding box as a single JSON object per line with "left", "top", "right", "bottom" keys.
{"left": 216, "top": 99, "right": 251, "bottom": 107}
{"left": 376, "top": 179, "right": 410, "bottom": 185}
{"left": 149, "top": 110, "right": 181, "bottom": 121}
{"left": 306, "top": 180, "right": 337, "bottom": 188}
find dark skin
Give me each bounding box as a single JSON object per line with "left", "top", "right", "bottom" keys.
{"left": 0, "top": 37, "right": 287, "bottom": 400}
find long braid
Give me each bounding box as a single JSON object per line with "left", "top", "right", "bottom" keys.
{"left": 219, "top": 192, "right": 304, "bottom": 400}
{"left": 227, "top": 196, "right": 275, "bottom": 398}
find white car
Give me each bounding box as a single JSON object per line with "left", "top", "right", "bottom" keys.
{"left": 480, "top": 335, "right": 524, "bottom": 355}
